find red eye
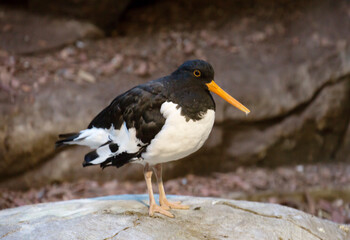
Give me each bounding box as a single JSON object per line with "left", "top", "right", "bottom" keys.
{"left": 193, "top": 70, "right": 201, "bottom": 77}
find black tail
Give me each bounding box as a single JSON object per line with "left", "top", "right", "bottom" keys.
{"left": 82, "top": 150, "right": 99, "bottom": 167}
{"left": 83, "top": 145, "right": 147, "bottom": 169}
{"left": 100, "top": 152, "right": 138, "bottom": 169}
{"left": 55, "top": 132, "right": 80, "bottom": 148}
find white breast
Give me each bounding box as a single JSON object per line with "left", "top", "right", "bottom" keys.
{"left": 142, "top": 101, "right": 215, "bottom": 165}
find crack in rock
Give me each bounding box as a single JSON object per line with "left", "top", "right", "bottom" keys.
{"left": 215, "top": 201, "right": 282, "bottom": 219}
{"left": 284, "top": 219, "right": 323, "bottom": 240}
{"left": 103, "top": 218, "right": 140, "bottom": 240}
{"left": 103, "top": 226, "right": 131, "bottom": 240}
{"left": 0, "top": 228, "right": 21, "bottom": 239}
{"left": 215, "top": 201, "right": 324, "bottom": 240}
{"left": 220, "top": 73, "right": 350, "bottom": 127}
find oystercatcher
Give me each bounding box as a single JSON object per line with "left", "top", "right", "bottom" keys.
{"left": 56, "top": 60, "right": 250, "bottom": 217}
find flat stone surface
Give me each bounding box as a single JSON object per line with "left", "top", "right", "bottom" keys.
{"left": 0, "top": 195, "right": 348, "bottom": 240}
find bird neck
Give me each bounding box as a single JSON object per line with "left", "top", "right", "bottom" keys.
{"left": 167, "top": 85, "right": 216, "bottom": 121}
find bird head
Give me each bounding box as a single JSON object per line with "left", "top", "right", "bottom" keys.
{"left": 173, "top": 60, "right": 250, "bottom": 114}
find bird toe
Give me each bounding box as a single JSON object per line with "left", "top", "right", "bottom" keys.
{"left": 149, "top": 204, "right": 174, "bottom": 218}
{"left": 160, "top": 200, "right": 190, "bottom": 210}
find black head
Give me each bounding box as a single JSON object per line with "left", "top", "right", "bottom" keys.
{"left": 172, "top": 59, "right": 214, "bottom": 84}
{"left": 170, "top": 59, "right": 250, "bottom": 115}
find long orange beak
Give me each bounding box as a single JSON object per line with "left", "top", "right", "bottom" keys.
{"left": 206, "top": 80, "right": 250, "bottom": 114}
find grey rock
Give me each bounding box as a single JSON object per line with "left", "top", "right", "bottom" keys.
{"left": 0, "top": 75, "right": 144, "bottom": 181}
{"left": 337, "top": 122, "right": 350, "bottom": 162}
{"left": 0, "top": 8, "right": 103, "bottom": 54}
{"left": 224, "top": 76, "right": 350, "bottom": 167}
{"left": 28, "top": 0, "right": 132, "bottom": 30}
{"left": 0, "top": 195, "right": 348, "bottom": 240}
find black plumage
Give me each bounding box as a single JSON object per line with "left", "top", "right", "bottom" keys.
{"left": 88, "top": 82, "right": 168, "bottom": 144}
{"left": 99, "top": 146, "right": 147, "bottom": 169}
{"left": 57, "top": 60, "right": 217, "bottom": 168}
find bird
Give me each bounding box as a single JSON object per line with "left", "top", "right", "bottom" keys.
{"left": 56, "top": 59, "right": 250, "bottom": 218}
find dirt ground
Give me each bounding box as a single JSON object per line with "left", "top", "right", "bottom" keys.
{"left": 1, "top": 162, "right": 350, "bottom": 224}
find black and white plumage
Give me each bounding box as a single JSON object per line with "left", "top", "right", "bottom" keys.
{"left": 56, "top": 59, "right": 250, "bottom": 217}
{"left": 56, "top": 60, "right": 217, "bottom": 168}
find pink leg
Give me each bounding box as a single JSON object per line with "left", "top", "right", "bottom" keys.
{"left": 144, "top": 164, "right": 174, "bottom": 217}
{"left": 153, "top": 164, "right": 189, "bottom": 210}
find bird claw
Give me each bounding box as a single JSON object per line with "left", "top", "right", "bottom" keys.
{"left": 160, "top": 199, "right": 190, "bottom": 210}
{"left": 149, "top": 203, "right": 174, "bottom": 218}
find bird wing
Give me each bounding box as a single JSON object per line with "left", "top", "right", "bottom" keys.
{"left": 88, "top": 80, "right": 167, "bottom": 145}
{"left": 80, "top": 80, "right": 169, "bottom": 168}
{"left": 56, "top": 79, "right": 169, "bottom": 168}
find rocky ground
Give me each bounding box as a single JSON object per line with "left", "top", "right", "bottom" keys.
{"left": 1, "top": 162, "right": 350, "bottom": 224}
{"left": 2, "top": 195, "right": 348, "bottom": 240}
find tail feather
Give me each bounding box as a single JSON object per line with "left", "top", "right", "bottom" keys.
{"left": 83, "top": 144, "right": 147, "bottom": 169}
{"left": 100, "top": 152, "right": 137, "bottom": 169}
{"left": 83, "top": 143, "right": 118, "bottom": 166}
{"left": 56, "top": 128, "right": 111, "bottom": 149}
{"left": 55, "top": 132, "right": 80, "bottom": 148}
{"left": 83, "top": 150, "right": 99, "bottom": 167}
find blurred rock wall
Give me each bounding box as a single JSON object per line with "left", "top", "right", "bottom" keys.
{"left": 0, "top": 0, "right": 349, "bottom": 188}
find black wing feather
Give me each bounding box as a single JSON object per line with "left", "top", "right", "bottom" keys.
{"left": 87, "top": 80, "right": 168, "bottom": 145}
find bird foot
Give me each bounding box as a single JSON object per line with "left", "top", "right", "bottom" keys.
{"left": 149, "top": 203, "right": 174, "bottom": 218}
{"left": 160, "top": 199, "right": 190, "bottom": 210}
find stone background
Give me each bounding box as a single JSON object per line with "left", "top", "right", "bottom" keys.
{"left": 0, "top": 0, "right": 349, "bottom": 188}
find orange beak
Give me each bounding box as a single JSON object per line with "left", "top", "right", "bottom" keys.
{"left": 206, "top": 80, "right": 250, "bottom": 114}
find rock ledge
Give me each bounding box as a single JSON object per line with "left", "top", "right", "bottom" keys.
{"left": 0, "top": 195, "right": 348, "bottom": 240}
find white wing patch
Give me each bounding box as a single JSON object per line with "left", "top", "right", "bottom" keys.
{"left": 90, "top": 144, "right": 113, "bottom": 164}
{"left": 109, "top": 122, "right": 144, "bottom": 153}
